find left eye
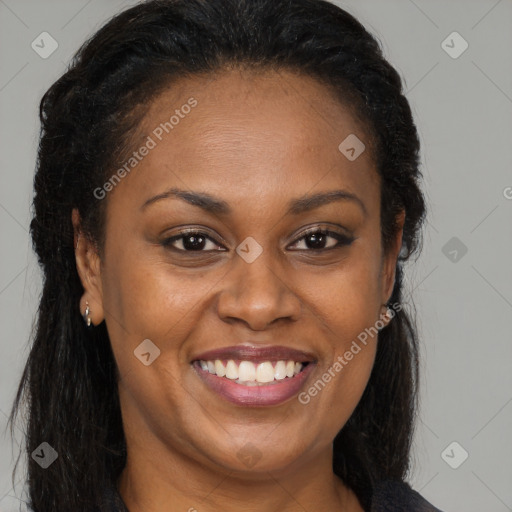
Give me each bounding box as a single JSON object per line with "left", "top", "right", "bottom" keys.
{"left": 288, "top": 229, "right": 354, "bottom": 251}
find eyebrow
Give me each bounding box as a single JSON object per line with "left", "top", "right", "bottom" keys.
{"left": 141, "top": 187, "right": 367, "bottom": 217}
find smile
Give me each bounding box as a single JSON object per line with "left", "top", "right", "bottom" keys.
{"left": 190, "top": 344, "right": 317, "bottom": 406}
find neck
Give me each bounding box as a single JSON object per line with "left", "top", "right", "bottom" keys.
{"left": 117, "top": 437, "right": 363, "bottom": 512}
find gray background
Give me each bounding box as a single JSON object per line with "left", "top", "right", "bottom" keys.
{"left": 1, "top": 0, "right": 511, "bottom": 510}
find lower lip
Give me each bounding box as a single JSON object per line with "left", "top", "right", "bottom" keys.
{"left": 192, "top": 361, "right": 315, "bottom": 407}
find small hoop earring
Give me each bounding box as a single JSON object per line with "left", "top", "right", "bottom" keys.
{"left": 83, "top": 300, "right": 92, "bottom": 327}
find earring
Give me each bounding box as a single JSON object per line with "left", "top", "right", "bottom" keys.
{"left": 83, "top": 300, "right": 92, "bottom": 327}
{"left": 380, "top": 304, "right": 392, "bottom": 324}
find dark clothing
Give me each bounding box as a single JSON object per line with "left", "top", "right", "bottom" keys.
{"left": 98, "top": 480, "right": 443, "bottom": 511}
{"left": 371, "top": 480, "right": 443, "bottom": 511}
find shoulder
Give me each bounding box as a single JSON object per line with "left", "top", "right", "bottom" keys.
{"left": 371, "top": 480, "right": 444, "bottom": 512}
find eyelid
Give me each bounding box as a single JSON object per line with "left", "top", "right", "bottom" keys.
{"left": 292, "top": 225, "right": 352, "bottom": 240}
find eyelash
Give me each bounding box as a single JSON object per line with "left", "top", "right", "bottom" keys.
{"left": 161, "top": 227, "right": 354, "bottom": 253}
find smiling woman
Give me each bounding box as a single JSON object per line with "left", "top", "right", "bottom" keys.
{"left": 9, "top": 0, "right": 443, "bottom": 511}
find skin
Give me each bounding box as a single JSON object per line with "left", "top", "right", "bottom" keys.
{"left": 73, "top": 68, "right": 404, "bottom": 512}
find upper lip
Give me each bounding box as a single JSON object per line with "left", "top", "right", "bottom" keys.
{"left": 191, "top": 344, "right": 316, "bottom": 364}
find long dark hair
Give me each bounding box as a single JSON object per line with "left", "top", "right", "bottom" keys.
{"left": 9, "top": 1, "right": 426, "bottom": 510}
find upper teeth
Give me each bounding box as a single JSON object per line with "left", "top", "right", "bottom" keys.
{"left": 199, "top": 359, "right": 304, "bottom": 383}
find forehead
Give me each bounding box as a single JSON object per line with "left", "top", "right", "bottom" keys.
{"left": 110, "top": 68, "right": 379, "bottom": 215}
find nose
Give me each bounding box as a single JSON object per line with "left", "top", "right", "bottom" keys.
{"left": 216, "top": 250, "right": 302, "bottom": 331}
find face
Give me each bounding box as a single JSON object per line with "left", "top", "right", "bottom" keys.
{"left": 75, "top": 69, "right": 403, "bottom": 479}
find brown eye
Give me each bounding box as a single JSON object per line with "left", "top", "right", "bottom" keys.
{"left": 288, "top": 229, "right": 354, "bottom": 251}
{"left": 162, "top": 231, "right": 225, "bottom": 252}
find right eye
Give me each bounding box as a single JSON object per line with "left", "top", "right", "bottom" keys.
{"left": 161, "top": 230, "right": 227, "bottom": 252}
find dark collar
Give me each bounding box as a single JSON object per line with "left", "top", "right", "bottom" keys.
{"left": 371, "top": 480, "right": 443, "bottom": 512}
{"left": 97, "top": 483, "right": 129, "bottom": 512}
{"left": 98, "top": 479, "right": 443, "bottom": 512}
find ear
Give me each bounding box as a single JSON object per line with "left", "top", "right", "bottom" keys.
{"left": 380, "top": 209, "right": 405, "bottom": 305}
{"left": 72, "top": 208, "right": 105, "bottom": 326}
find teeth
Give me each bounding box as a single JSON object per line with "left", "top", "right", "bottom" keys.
{"left": 238, "top": 361, "right": 256, "bottom": 381}
{"left": 198, "top": 359, "right": 305, "bottom": 384}
{"left": 274, "top": 360, "right": 287, "bottom": 380}
{"left": 225, "top": 360, "right": 238, "bottom": 380}
{"left": 256, "top": 362, "right": 275, "bottom": 383}
{"left": 214, "top": 360, "right": 226, "bottom": 377}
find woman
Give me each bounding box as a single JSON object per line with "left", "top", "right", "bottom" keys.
{"left": 9, "top": 0, "right": 443, "bottom": 510}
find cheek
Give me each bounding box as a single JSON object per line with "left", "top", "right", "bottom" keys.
{"left": 308, "top": 253, "right": 383, "bottom": 345}
{"left": 300, "top": 253, "right": 382, "bottom": 408}
{"left": 100, "top": 259, "right": 213, "bottom": 433}
{"left": 100, "top": 247, "right": 223, "bottom": 371}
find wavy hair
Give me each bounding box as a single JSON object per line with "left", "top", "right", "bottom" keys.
{"left": 10, "top": 1, "right": 426, "bottom": 510}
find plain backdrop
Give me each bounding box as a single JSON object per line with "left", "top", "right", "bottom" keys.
{"left": 0, "top": 1, "right": 511, "bottom": 511}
